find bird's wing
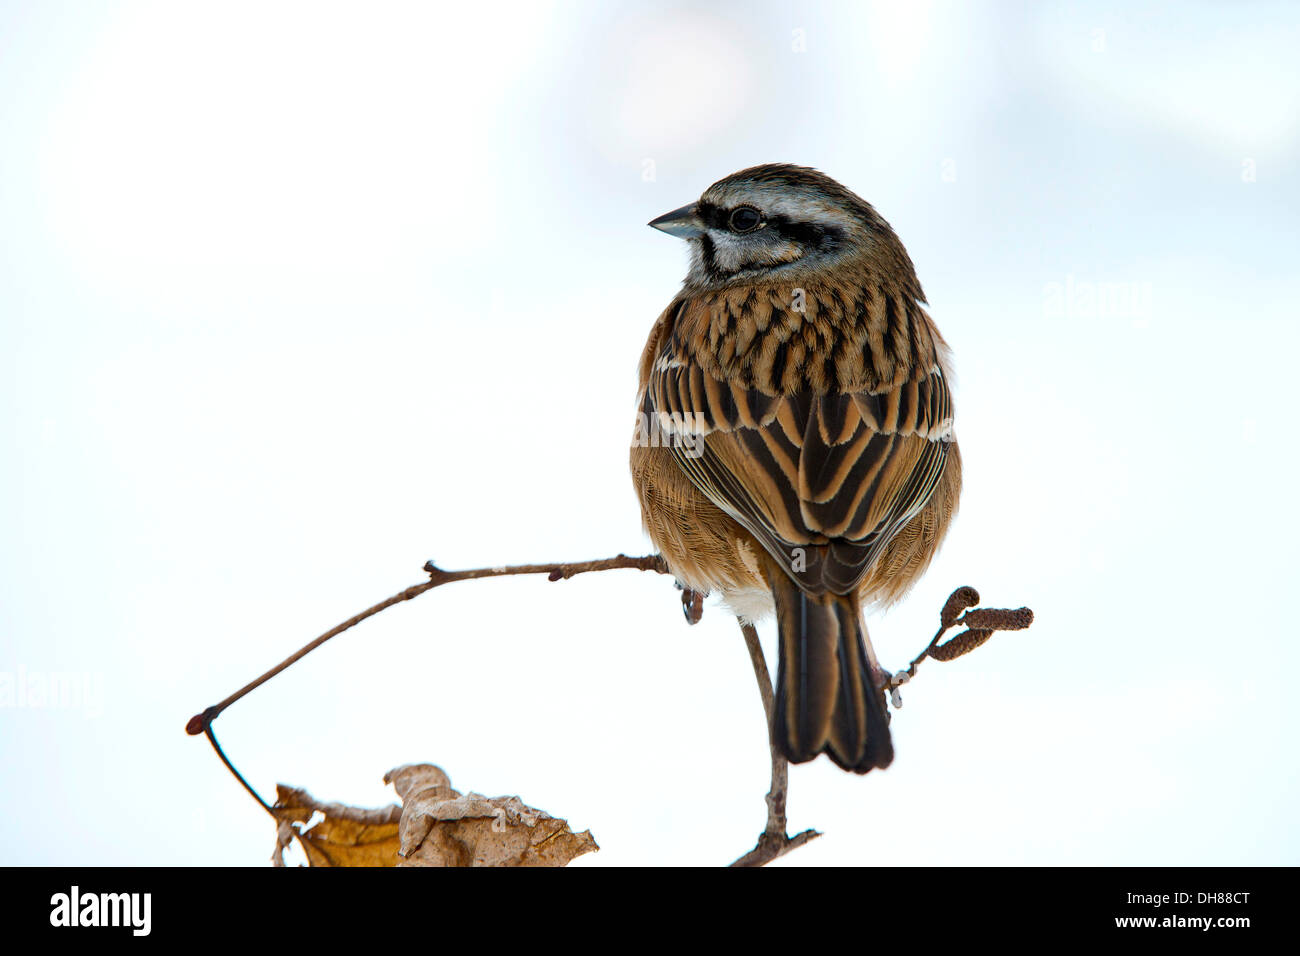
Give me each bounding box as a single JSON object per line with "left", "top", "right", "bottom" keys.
{"left": 643, "top": 332, "right": 953, "bottom": 595}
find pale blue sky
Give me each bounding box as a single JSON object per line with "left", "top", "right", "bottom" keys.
{"left": 2, "top": 0, "right": 1297, "bottom": 865}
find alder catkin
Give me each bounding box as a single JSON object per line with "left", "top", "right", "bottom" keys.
{"left": 960, "top": 607, "right": 1035, "bottom": 631}
{"left": 940, "top": 586, "right": 980, "bottom": 629}
{"left": 929, "top": 628, "right": 994, "bottom": 662}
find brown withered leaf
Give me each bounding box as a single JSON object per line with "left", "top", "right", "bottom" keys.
{"left": 386, "top": 763, "right": 598, "bottom": 867}
{"left": 270, "top": 764, "right": 596, "bottom": 867}
{"left": 271, "top": 785, "right": 402, "bottom": 867}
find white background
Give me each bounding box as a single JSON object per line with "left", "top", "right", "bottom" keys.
{"left": 2, "top": 0, "right": 1297, "bottom": 866}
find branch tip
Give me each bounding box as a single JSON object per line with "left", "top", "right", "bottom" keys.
{"left": 731, "top": 828, "right": 822, "bottom": 867}
{"left": 186, "top": 705, "right": 220, "bottom": 736}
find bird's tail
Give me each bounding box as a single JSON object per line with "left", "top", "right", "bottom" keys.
{"left": 770, "top": 576, "right": 893, "bottom": 773}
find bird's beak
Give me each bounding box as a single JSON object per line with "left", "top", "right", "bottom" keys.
{"left": 648, "top": 203, "right": 705, "bottom": 239}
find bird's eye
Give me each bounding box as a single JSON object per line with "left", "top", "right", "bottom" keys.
{"left": 728, "top": 206, "right": 762, "bottom": 233}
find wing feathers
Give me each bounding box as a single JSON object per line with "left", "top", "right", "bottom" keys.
{"left": 649, "top": 300, "right": 952, "bottom": 596}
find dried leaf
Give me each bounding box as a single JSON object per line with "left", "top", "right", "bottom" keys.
{"left": 270, "top": 765, "right": 596, "bottom": 867}
{"left": 271, "top": 785, "right": 402, "bottom": 867}
{"left": 386, "top": 763, "right": 598, "bottom": 867}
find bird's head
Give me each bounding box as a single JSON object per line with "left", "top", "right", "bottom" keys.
{"left": 649, "top": 163, "right": 921, "bottom": 297}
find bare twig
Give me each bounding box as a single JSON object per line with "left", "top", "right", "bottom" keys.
{"left": 738, "top": 621, "right": 783, "bottom": 833}
{"left": 730, "top": 585, "right": 1034, "bottom": 865}
{"left": 187, "top": 553, "right": 668, "bottom": 734}
{"left": 200, "top": 721, "right": 274, "bottom": 814}
{"left": 730, "top": 620, "right": 821, "bottom": 867}
{"left": 188, "top": 554, "right": 1031, "bottom": 869}
{"left": 890, "top": 586, "right": 1035, "bottom": 693}
{"left": 185, "top": 553, "right": 670, "bottom": 812}
{"left": 731, "top": 827, "right": 822, "bottom": 867}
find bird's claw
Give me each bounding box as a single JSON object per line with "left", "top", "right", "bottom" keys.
{"left": 681, "top": 588, "right": 704, "bottom": 625}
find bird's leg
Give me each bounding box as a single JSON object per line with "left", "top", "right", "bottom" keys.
{"left": 672, "top": 580, "right": 705, "bottom": 624}
{"left": 736, "top": 620, "right": 785, "bottom": 835}
{"left": 730, "top": 618, "right": 821, "bottom": 866}
{"left": 680, "top": 587, "right": 705, "bottom": 625}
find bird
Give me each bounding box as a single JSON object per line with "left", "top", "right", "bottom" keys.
{"left": 630, "top": 164, "right": 961, "bottom": 773}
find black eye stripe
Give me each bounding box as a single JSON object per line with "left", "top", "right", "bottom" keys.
{"left": 768, "top": 216, "right": 844, "bottom": 250}
{"left": 695, "top": 200, "right": 729, "bottom": 230}
{"left": 694, "top": 200, "right": 845, "bottom": 251}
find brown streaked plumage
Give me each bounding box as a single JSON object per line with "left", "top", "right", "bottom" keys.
{"left": 631, "top": 164, "right": 961, "bottom": 773}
